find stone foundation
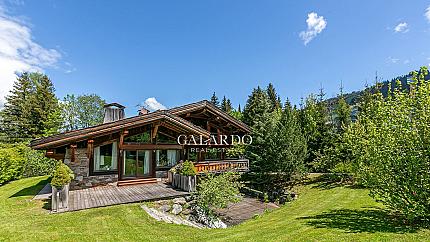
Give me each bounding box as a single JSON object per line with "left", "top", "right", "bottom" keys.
{"left": 64, "top": 148, "right": 118, "bottom": 190}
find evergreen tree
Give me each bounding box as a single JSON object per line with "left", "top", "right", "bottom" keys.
{"left": 272, "top": 101, "right": 306, "bottom": 179}
{"left": 316, "top": 85, "right": 352, "bottom": 172}
{"left": 267, "top": 83, "right": 281, "bottom": 111}
{"left": 299, "top": 91, "right": 334, "bottom": 170}
{"left": 242, "top": 87, "right": 272, "bottom": 127}
{"left": 0, "top": 72, "right": 61, "bottom": 141}
{"left": 247, "top": 99, "right": 306, "bottom": 193}
{"left": 0, "top": 73, "right": 32, "bottom": 141}
{"left": 210, "top": 92, "right": 219, "bottom": 107}
{"left": 334, "top": 86, "right": 352, "bottom": 133}
{"left": 220, "top": 96, "right": 232, "bottom": 113}
{"left": 229, "top": 104, "right": 243, "bottom": 121}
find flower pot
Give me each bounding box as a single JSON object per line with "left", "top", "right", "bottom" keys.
{"left": 167, "top": 171, "right": 173, "bottom": 184}
{"left": 173, "top": 173, "right": 181, "bottom": 188}
{"left": 51, "top": 183, "right": 70, "bottom": 212}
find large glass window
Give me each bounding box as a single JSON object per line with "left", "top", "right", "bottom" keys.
{"left": 155, "top": 150, "right": 180, "bottom": 167}
{"left": 123, "top": 150, "right": 151, "bottom": 178}
{"left": 94, "top": 142, "right": 118, "bottom": 172}
{"left": 124, "top": 130, "right": 151, "bottom": 144}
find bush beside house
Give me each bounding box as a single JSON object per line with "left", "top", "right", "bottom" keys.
{"left": 0, "top": 143, "right": 58, "bottom": 185}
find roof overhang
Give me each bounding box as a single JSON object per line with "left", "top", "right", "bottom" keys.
{"left": 30, "top": 111, "right": 210, "bottom": 150}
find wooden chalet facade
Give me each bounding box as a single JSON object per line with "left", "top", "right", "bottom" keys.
{"left": 30, "top": 100, "right": 250, "bottom": 190}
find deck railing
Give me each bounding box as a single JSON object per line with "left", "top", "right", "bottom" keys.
{"left": 194, "top": 159, "right": 250, "bottom": 174}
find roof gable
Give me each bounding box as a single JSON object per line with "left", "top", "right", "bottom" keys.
{"left": 30, "top": 100, "right": 250, "bottom": 150}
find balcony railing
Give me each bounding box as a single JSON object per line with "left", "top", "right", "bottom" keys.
{"left": 194, "top": 159, "right": 250, "bottom": 174}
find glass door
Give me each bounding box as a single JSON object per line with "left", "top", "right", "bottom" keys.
{"left": 123, "top": 150, "right": 151, "bottom": 178}
{"left": 137, "top": 150, "right": 150, "bottom": 177}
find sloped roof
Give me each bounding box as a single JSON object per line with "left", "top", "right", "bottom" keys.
{"left": 30, "top": 100, "right": 250, "bottom": 150}
{"left": 169, "top": 100, "right": 250, "bottom": 133}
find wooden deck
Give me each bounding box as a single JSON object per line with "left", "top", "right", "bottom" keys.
{"left": 66, "top": 182, "right": 189, "bottom": 212}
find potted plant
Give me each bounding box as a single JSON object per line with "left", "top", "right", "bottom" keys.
{"left": 50, "top": 163, "right": 74, "bottom": 212}
{"left": 169, "top": 161, "right": 197, "bottom": 192}
{"left": 179, "top": 161, "right": 197, "bottom": 192}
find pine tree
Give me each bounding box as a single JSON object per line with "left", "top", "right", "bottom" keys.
{"left": 220, "top": 96, "right": 232, "bottom": 113}
{"left": 210, "top": 92, "right": 219, "bottom": 107}
{"left": 267, "top": 83, "right": 281, "bottom": 111}
{"left": 247, "top": 99, "right": 306, "bottom": 192}
{"left": 0, "top": 72, "right": 62, "bottom": 141}
{"left": 242, "top": 87, "right": 272, "bottom": 127}
{"left": 299, "top": 91, "right": 334, "bottom": 170}
{"left": 273, "top": 101, "right": 306, "bottom": 179}
{"left": 334, "top": 90, "right": 352, "bottom": 133}
{"left": 0, "top": 73, "right": 32, "bottom": 141}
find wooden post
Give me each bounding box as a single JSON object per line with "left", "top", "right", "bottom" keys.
{"left": 70, "top": 144, "right": 77, "bottom": 163}
{"left": 87, "top": 140, "right": 94, "bottom": 159}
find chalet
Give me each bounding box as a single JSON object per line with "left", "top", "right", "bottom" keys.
{"left": 30, "top": 100, "right": 250, "bottom": 190}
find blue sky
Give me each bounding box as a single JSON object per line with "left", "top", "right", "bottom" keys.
{"left": 1, "top": 0, "right": 430, "bottom": 116}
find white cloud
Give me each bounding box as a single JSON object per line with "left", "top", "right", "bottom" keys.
{"left": 64, "top": 62, "right": 76, "bottom": 74}
{"left": 403, "top": 59, "right": 410, "bottom": 64}
{"left": 425, "top": 6, "right": 430, "bottom": 22}
{"left": 299, "top": 12, "right": 327, "bottom": 45}
{"left": 143, "top": 97, "right": 166, "bottom": 111}
{"left": 0, "top": 6, "right": 61, "bottom": 105}
{"left": 394, "top": 22, "right": 409, "bottom": 33}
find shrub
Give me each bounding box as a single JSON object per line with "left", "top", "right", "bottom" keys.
{"left": 51, "top": 163, "right": 74, "bottom": 188}
{"left": 194, "top": 172, "right": 242, "bottom": 215}
{"left": 0, "top": 143, "right": 58, "bottom": 185}
{"left": 0, "top": 145, "right": 25, "bottom": 184}
{"left": 179, "top": 160, "right": 196, "bottom": 176}
{"left": 22, "top": 146, "right": 59, "bottom": 177}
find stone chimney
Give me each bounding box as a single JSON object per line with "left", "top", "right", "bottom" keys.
{"left": 103, "top": 103, "right": 125, "bottom": 123}
{"left": 138, "top": 106, "right": 150, "bottom": 115}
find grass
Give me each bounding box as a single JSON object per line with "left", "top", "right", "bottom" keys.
{"left": 0, "top": 176, "right": 429, "bottom": 241}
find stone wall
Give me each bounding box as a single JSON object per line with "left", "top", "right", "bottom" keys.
{"left": 64, "top": 148, "right": 118, "bottom": 190}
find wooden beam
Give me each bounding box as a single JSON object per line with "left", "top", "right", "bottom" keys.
{"left": 121, "top": 144, "right": 183, "bottom": 150}
{"left": 152, "top": 124, "right": 159, "bottom": 139}
{"left": 157, "top": 131, "right": 177, "bottom": 140}
{"left": 119, "top": 130, "right": 128, "bottom": 149}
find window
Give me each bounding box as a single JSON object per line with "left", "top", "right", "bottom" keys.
{"left": 124, "top": 130, "right": 151, "bottom": 144}
{"left": 155, "top": 150, "right": 180, "bottom": 167}
{"left": 94, "top": 142, "right": 118, "bottom": 172}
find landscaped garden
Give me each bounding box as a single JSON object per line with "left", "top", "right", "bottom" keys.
{"left": 0, "top": 174, "right": 429, "bottom": 241}
{"left": 1, "top": 60, "right": 430, "bottom": 241}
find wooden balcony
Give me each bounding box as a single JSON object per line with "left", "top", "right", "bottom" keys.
{"left": 194, "top": 159, "right": 250, "bottom": 174}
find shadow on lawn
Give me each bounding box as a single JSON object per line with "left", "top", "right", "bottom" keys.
{"left": 298, "top": 208, "right": 421, "bottom": 233}
{"left": 303, "top": 174, "right": 363, "bottom": 190}
{"left": 10, "top": 178, "right": 48, "bottom": 198}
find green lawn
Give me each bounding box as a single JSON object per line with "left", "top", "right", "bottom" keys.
{"left": 0, "top": 176, "right": 429, "bottom": 242}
